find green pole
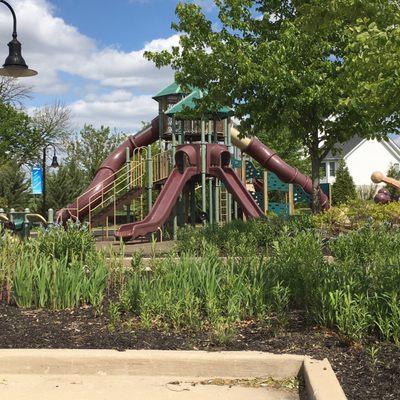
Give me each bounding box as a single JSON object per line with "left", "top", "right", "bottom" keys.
{"left": 201, "top": 120, "right": 207, "bottom": 224}
{"left": 233, "top": 146, "right": 238, "bottom": 220}
{"left": 213, "top": 120, "right": 220, "bottom": 224}
{"left": 208, "top": 121, "right": 214, "bottom": 224}
{"left": 224, "top": 119, "right": 232, "bottom": 223}
{"left": 146, "top": 144, "right": 153, "bottom": 213}
{"left": 172, "top": 117, "right": 178, "bottom": 239}
{"left": 126, "top": 147, "right": 131, "bottom": 222}
{"left": 190, "top": 181, "right": 196, "bottom": 226}
{"left": 48, "top": 208, "right": 54, "bottom": 226}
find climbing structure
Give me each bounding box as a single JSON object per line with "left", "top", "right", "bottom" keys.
{"left": 57, "top": 82, "right": 330, "bottom": 241}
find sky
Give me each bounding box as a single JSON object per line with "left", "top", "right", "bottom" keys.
{"left": 0, "top": 0, "right": 216, "bottom": 133}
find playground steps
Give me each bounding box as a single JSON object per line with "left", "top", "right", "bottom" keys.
{"left": 220, "top": 188, "right": 228, "bottom": 222}
{"left": 90, "top": 187, "right": 143, "bottom": 228}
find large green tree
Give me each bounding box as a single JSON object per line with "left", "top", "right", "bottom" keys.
{"left": 66, "top": 125, "right": 125, "bottom": 184}
{"left": 0, "top": 159, "right": 30, "bottom": 209}
{"left": 0, "top": 103, "right": 41, "bottom": 165}
{"left": 146, "top": 0, "right": 400, "bottom": 212}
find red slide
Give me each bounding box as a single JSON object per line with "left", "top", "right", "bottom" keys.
{"left": 57, "top": 117, "right": 160, "bottom": 224}
{"left": 210, "top": 166, "right": 264, "bottom": 219}
{"left": 115, "top": 167, "right": 198, "bottom": 240}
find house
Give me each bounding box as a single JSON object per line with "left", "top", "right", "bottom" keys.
{"left": 321, "top": 136, "right": 400, "bottom": 186}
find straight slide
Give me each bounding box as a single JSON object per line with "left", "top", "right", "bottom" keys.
{"left": 115, "top": 167, "right": 198, "bottom": 240}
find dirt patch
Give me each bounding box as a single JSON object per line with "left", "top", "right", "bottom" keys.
{"left": 0, "top": 304, "right": 398, "bottom": 400}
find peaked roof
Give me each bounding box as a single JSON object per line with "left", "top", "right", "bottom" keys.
{"left": 152, "top": 82, "right": 186, "bottom": 100}
{"left": 324, "top": 135, "right": 400, "bottom": 160}
{"left": 165, "top": 88, "right": 233, "bottom": 118}
{"left": 325, "top": 136, "right": 364, "bottom": 159}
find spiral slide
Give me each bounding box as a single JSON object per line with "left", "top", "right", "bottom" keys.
{"left": 56, "top": 117, "right": 160, "bottom": 224}
{"left": 231, "top": 128, "right": 330, "bottom": 210}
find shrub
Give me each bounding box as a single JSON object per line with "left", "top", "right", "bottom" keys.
{"left": 332, "top": 160, "right": 357, "bottom": 205}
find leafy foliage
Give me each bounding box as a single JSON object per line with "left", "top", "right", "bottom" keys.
{"left": 0, "top": 159, "right": 30, "bottom": 209}
{"left": 146, "top": 0, "right": 400, "bottom": 211}
{"left": 332, "top": 160, "right": 357, "bottom": 205}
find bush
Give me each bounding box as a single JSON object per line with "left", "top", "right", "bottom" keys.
{"left": 332, "top": 160, "right": 357, "bottom": 205}
{"left": 36, "top": 221, "right": 96, "bottom": 262}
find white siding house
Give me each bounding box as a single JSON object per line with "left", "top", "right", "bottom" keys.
{"left": 321, "top": 137, "right": 400, "bottom": 186}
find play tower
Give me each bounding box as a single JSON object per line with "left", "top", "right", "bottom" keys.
{"left": 57, "top": 82, "right": 329, "bottom": 241}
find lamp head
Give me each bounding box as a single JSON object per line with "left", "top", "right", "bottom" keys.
{"left": 0, "top": 37, "right": 37, "bottom": 77}
{"left": 50, "top": 155, "right": 59, "bottom": 169}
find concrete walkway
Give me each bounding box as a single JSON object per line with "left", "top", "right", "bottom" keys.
{"left": 0, "top": 374, "right": 297, "bottom": 400}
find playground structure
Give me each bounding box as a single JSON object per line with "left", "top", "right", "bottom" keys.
{"left": 0, "top": 208, "right": 52, "bottom": 238}
{"left": 371, "top": 171, "right": 400, "bottom": 204}
{"left": 57, "top": 83, "right": 330, "bottom": 242}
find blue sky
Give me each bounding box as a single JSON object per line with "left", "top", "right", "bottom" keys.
{"left": 0, "top": 0, "right": 215, "bottom": 131}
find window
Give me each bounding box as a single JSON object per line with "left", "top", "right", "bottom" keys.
{"left": 321, "top": 162, "right": 327, "bottom": 178}
{"left": 330, "top": 162, "right": 336, "bottom": 177}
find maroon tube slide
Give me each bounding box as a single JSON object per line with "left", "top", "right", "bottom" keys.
{"left": 115, "top": 167, "right": 198, "bottom": 240}
{"left": 56, "top": 117, "right": 160, "bottom": 224}
{"left": 232, "top": 130, "right": 329, "bottom": 210}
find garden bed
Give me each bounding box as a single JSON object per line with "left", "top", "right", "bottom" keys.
{"left": 0, "top": 304, "right": 398, "bottom": 400}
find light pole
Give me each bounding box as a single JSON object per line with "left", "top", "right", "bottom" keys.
{"left": 0, "top": 0, "right": 37, "bottom": 77}
{"left": 42, "top": 144, "right": 59, "bottom": 217}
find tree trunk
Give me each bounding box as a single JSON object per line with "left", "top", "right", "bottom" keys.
{"left": 310, "top": 148, "right": 321, "bottom": 214}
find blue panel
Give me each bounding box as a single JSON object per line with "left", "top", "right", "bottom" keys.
{"left": 32, "top": 166, "right": 43, "bottom": 195}
{"left": 268, "top": 202, "right": 290, "bottom": 216}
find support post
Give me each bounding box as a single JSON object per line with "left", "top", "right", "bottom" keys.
{"left": 289, "top": 184, "right": 295, "bottom": 216}
{"left": 263, "top": 170, "right": 269, "bottom": 215}
{"left": 208, "top": 121, "right": 213, "bottom": 224}
{"left": 146, "top": 144, "right": 153, "bottom": 213}
{"left": 126, "top": 147, "right": 131, "bottom": 223}
{"left": 201, "top": 119, "right": 207, "bottom": 224}
{"left": 190, "top": 180, "right": 196, "bottom": 226}
{"left": 224, "top": 119, "right": 232, "bottom": 222}
{"left": 48, "top": 208, "right": 54, "bottom": 226}
{"left": 172, "top": 117, "right": 178, "bottom": 239}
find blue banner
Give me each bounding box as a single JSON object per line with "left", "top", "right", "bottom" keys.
{"left": 32, "top": 165, "right": 43, "bottom": 195}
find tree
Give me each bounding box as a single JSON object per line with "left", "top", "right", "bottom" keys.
{"left": 332, "top": 160, "right": 356, "bottom": 205}
{"left": 0, "top": 159, "right": 30, "bottom": 209}
{"left": 67, "top": 125, "right": 125, "bottom": 184}
{"left": 46, "top": 159, "right": 87, "bottom": 211}
{"left": 0, "top": 103, "right": 42, "bottom": 165}
{"left": 31, "top": 101, "right": 72, "bottom": 147}
{"left": 0, "top": 77, "right": 31, "bottom": 106}
{"left": 145, "top": 0, "right": 400, "bottom": 212}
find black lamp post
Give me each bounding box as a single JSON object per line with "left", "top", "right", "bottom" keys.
{"left": 0, "top": 0, "right": 37, "bottom": 77}
{"left": 42, "top": 144, "right": 59, "bottom": 217}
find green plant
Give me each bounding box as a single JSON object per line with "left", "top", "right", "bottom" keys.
{"left": 332, "top": 160, "right": 357, "bottom": 206}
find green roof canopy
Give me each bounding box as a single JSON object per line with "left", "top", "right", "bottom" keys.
{"left": 152, "top": 82, "right": 186, "bottom": 100}
{"left": 165, "top": 88, "right": 233, "bottom": 118}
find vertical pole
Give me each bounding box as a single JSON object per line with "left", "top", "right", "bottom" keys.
{"left": 289, "top": 184, "right": 295, "bottom": 216}
{"left": 208, "top": 121, "right": 213, "bottom": 224}
{"left": 201, "top": 119, "right": 207, "bottom": 223}
{"left": 158, "top": 100, "right": 164, "bottom": 149}
{"left": 42, "top": 147, "right": 46, "bottom": 218}
{"left": 23, "top": 208, "right": 30, "bottom": 239}
{"left": 147, "top": 144, "right": 153, "bottom": 213}
{"left": 126, "top": 147, "right": 131, "bottom": 223}
{"left": 233, "top": 146, "right": 238, "bottom": 220}
{"left": 48, "top": 208, "right": 54, "bottom": 226}
{"left": 190, "top": 180, "right": 196, "bottom": 226}
{"left": 213, "top": 119, "right": 220, "bottom": 224}
{"left": 263, "top": 170, "right": 269, "bottom": 214}
{"left": 224, "top": 119, "right": 232, "bottom": 222}
{"left": 172, "top": 117, "right": 178, "bottom": 239}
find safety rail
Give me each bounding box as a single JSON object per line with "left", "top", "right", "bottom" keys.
{"left": 64, "top": 146, "right": 173, "bottom": 231}
{"left": 153, "top": 150, "right": 172, "bottom": 183}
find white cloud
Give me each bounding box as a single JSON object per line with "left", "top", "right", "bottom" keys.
{"left": 0, "top": 0, "right": 178, "bottom": 129}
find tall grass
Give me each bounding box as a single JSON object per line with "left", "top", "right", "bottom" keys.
{"left": 0, "top": 225, "right": 109, "bottom": 310}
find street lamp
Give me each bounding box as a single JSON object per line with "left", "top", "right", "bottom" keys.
{"left": 42, "top": 144, "right": 59, "bottom": 217}
{"left": 0, "top": 0, "right": 37, "bottom": 77}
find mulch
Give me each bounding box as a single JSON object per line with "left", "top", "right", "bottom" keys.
{"left": 0, "top": 304, "right": 399, "bottom": 400}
